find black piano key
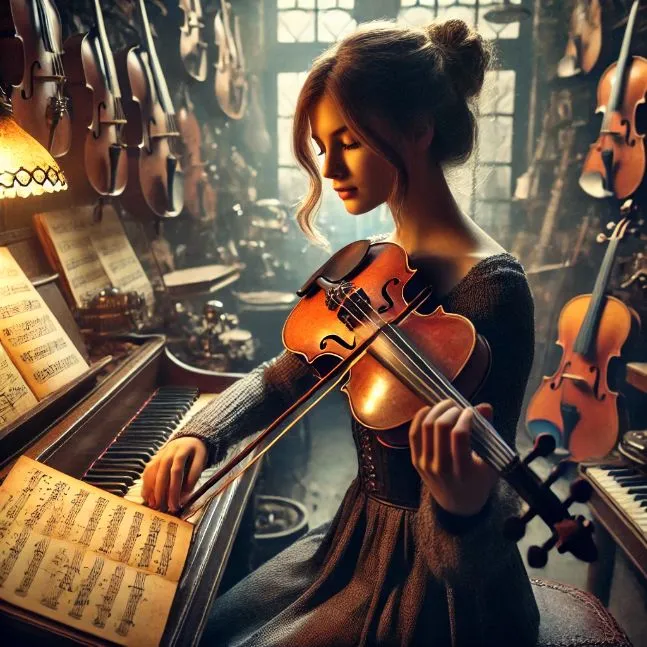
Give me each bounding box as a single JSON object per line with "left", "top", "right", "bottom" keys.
{"left": 628, "top": 486, "right": 647, "bottom": 494}
{"left": 607, "top": 468, "right": 638, "bottom": 477}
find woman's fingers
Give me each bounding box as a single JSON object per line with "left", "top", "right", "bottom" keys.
{"left": 141, "top": 457, "right": 160, "bottom": 507}
{"left": 451, "top": 407, "right": 474, "bottom": 479}
{"left": 430, "top": 405, "right": 461, "bottom": 475}
{"left": 168, "top": 450, "right": 191, "bottom": 512}
{"left": 409, "top": 405, "right": 430, "bottom": 467}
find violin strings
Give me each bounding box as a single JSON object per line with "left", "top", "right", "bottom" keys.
{"left": 337, "top": 287, "right": 515, "bottom": 471}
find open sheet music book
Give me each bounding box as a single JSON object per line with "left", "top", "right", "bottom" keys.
{"left": 0, "top": 247, "right": 89, "bottom": 426}
{"left": 0, "top": 456, "right": 193, "bottom": 646}
{"left": 34, "top": 205, "right": 154, "bottom": 314}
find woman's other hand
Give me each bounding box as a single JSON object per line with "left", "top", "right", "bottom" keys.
{"left": 409, "top": 399, "right": 499, "bottom": 516}
{"left": 141, "top": 437, "right": 208, "bottom": 513}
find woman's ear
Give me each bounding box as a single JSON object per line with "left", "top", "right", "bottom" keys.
{"left": 414, "top": 121, "right": 434, "bottom": 151}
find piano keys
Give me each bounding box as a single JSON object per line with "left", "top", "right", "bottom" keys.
{"left": 1, "top": 335, "right": 261, "bottom": 645}
{"left": 580, "top": 461, "right": 647, "bottom": 606}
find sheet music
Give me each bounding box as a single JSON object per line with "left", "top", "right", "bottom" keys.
{"left": 0, "top": 343, "right": 37, "bottom": 428}
{"left": 89, "top": 205, "right": 155, "bottom": 316}
{"left": 35, "top": 208, "right": 111, "bottom": 308}
{"left": 0, "top": 248, "right": 88, "bottom": 399}
{"left": 0, "top": 457, "right": 192, "bottom": 647}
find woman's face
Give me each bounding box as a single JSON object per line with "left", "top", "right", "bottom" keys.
{"left": 309, "top": 93, "right": 396, "bottom": 215}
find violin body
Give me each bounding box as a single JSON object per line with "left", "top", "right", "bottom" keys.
{"left": 116, "top": 45, "right": 184, "bottom": 219}
{"left": 61, "top": 31, "right": 128, "bottom": 200}
{"left": 558, "top": 0, "right": 603, "bottom": 78}
{"left": 179, "top": 0, "right": 207, "bottom": 81}
{"left": 3, "top": 0, "right": 71, "bottom": 157}
{"left": 580, "top": 55, "right": 647, "bottom": 200}
{"left": 526, "top": 293, "right": 639, "bottom": 461}
{"left": 282, "top": 242, "right": 490, "bottom": 446}
{"left": 177, "top": 105, "right": 217, "bottom": 221}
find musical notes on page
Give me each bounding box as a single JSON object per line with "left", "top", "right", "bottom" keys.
{"left": 0, "top": 457, "right": 192, "bottom": 646}
{"left": 33, "top": 208, "right": 111, "bottom": 308}
{"left": 0, "top": 248, "right": 88, "bottom": 399}
{"left": 0, "top": 343, "right": 37, "bottom": 428}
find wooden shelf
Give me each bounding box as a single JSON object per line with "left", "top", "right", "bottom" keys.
{"left": 626, "top": 362, "right": 647, "bottom": 394}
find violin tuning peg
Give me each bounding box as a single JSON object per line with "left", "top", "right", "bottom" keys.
{"left": 606, "top": 221, "right": 616, "bottom": 230}
{"left": 522, "top": 433, "right": 556, "bottom": 466}
{"left": 527, "top": 540, "right": 554, "bottom": 569}
{"left": 596, "top": 233, "right": 609, "bottom": 243}
{"left": 503, "top": 507, "right": 536, "bottom": 541}
{"left": 566, "top": 478, "right": 593, "bottom": 505}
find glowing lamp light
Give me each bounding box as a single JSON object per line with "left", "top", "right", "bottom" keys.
{"left": 0, "top": 91, "right": 67, "bottom": 200}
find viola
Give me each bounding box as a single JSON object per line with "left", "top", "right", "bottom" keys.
{"left": 558, "top": 0, "right": 604, "bottom": 78}
{"left": 179, "top": 0, "right": 208, "bottom": 81}
{"left": 1, "top": 0, "right": 71, "bottom": 157}
{"left": 116, "top": 0, "right": 184, "bottom": 219}
{"left": 213, "top": 0, "right": 248, "bottom": 120}
{"left": 177, "top": 88, "right": 217, "bottom": 221}
{"left": 61, "top": 0, "right": 128, "bottom": 201}
{"left": 179, "top": 240, "right": 598, "bottom": 567}
{"left": 579, "top": 0, "right": 647, "bottom": 200}
{"left": 526, "top": 203, "right": 641, "bottom": 462}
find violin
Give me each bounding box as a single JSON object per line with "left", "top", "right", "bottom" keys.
{"left": 116, "top": 0, "right": 184, "bottom": 220}
{"left": 1, "top": 0, "right": 71, "bottom": 157}
{"left": 213, "top": 0, "right": 248, "bottom": 120}
{"left": 179, "top": 240, "right": 598, "bottom": 567}
{"left": 579, "top": 0, "right": 647, "bottom": 200}
{"left": 526, "top": 202, "right": 641, "bottom": 462}
{"left": 177, "top": 87, "right": 217, "bottom": 221}
{"left": 179, "top": 0, "right": 208, "bottom": 81}
{"left": 61, "top": 0, "right": 128, "bottom": 201}
{"left": 558, "top": 0, "right": 603, "bottom": 78}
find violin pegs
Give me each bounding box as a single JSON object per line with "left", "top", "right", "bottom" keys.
{"left": 544, "top": 460, "right": 571, "bottom": 488}
{"left": 503, "top": 507, "right": 536, "bottom": 541}
{"left": 522, "top": 433, "right": 556, "bottom": 466}
{"left": 527, "top": 534, "right": 557, "bottom": 569}
{"left": 564, "top": 478, "right": 593, "bottom": 506}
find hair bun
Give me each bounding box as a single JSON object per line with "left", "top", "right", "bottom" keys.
{"left": 425, "top": 19, "right": 491, "bottom": 100}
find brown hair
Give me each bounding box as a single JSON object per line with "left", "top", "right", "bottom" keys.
{"left": 292, "top": 18, "right": 493, "bottom": 247}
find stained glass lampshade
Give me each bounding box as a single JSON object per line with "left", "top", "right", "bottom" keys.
{"left": 0, "top": 92, "right": 67, "bottom": 200}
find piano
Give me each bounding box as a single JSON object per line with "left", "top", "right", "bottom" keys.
{"left": 0, "top": 228, "right": 261, "bottom": 645}
{"left": 579, "top": 363, "right": 647, "bottom": 607}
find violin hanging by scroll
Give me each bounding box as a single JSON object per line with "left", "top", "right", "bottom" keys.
{"left": 1, "top": 0, "right": 71, "bottom": 157}
{"left": 61, "top": 0, "right": 128, "bottom": 202}
{"left": 178, "top": 0, "right": 208, "bottom": 81}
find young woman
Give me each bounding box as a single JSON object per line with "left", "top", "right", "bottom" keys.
{"left": 142, "top": 18, "right": 540, "bottom": 646}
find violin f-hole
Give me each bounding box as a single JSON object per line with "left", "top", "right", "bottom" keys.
{"left": 376, "top": 277, "right": 400, "bottom": 314}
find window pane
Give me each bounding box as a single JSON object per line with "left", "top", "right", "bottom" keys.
{"left": 482, "top": 70, "right": 515, "bottom": 115}
{"left": 277, "top": 71, "right": 308, "bottom": 117}
{"left": 278, "top": 9, "right": 315, "bottom": 42}
{"left": 318, "top": 8, "right": 357, "bottom": 42}
{"left": 474, "top": 200, "right": 510, "bottom": 239}
{"left": 478, "top": 116, "right": 513, "bottom": 163}
{"left": 475, "top": 165, "right": 511, "bottom": 200}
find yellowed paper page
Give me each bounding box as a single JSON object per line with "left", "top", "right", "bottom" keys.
{"left": 35, "top": 208, "right": 112, "bottom": 308}
{"left": 0, "top": 248, "right": 89, "bottom": 399}
{"left": 89, "top": 205, "right": 155, "bottom": 315}
{"left": 0, "top": 343, "right": 38, "bottom": 427}
{"left": 0, "top": 456, "right": 192, "bottom": 646}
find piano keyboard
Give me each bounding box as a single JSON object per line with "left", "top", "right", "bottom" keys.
{"left": 585, "top": 465, "right": 647, "bottom": 536}
{"left": 82, "top": 387, "right": 216, "bottom": 521}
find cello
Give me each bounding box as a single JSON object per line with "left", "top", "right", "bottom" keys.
{"left": 526, "top": 202, "right": 642, "bottom": 461}
{"left": 1, "top": 0, "right": 71, "bottom": 157}
{"left": 116, "top": 0, "right": 184, "bottom": 220}
{"left": 61, "top": 0, "right": 128, "bottom": 202}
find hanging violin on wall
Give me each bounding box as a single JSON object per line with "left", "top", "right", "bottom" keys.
{"left": 116, "top": 0, "right": 184, "bottom": 220}
{"left": 213, "top": 0, "right": 248, "bottom": 120}
{"left": 177, "top": 85, "right": 217, "bottom": 222}
{"left": 526, "top": 201, "right": 642, "bottom": 461}
{"left": 179, "top": 0, "right": 208, "bottom": 81}
{"left": 1, "top": 0, "right": 71, "bottom": 157}
{"left": 558, "top": 0, "right": 604, "bottom": 78}
{"left": 61, "top": 0, "right": 128, "bottom": 202}
{"left": 579, "top": 0, "right": 647, "bottom": 200}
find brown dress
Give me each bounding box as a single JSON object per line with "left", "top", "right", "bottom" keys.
{"left": 172, "top": 252, "right": 541, "bottom": 646}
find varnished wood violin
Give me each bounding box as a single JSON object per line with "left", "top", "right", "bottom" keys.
{"left": 179, "top": 240, "right": 598, "bottom": 567}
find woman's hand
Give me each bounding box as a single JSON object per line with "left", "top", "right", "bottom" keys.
{"left": 141, "top": 437, "right": 208, "bottom": 513}
{"left": 409, "top": 399, "right": 499, "bottom": 516}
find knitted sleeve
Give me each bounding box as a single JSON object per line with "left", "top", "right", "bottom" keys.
{"left": 168, "top": 349, "right": 316, "bottom": 466}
